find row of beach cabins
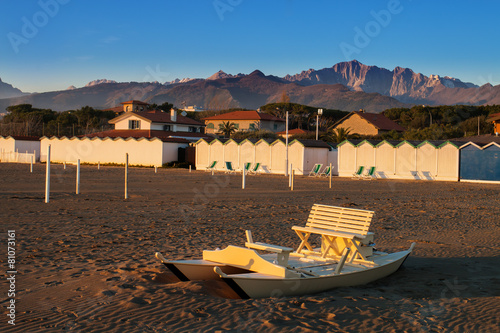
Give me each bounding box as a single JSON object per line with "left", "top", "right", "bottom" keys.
{"left": 0, "top": 135, "right": 499, "bottom": 183}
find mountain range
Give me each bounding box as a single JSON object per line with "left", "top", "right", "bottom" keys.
{"left": 1, "top": 60, "right": 500, "bottom": 113}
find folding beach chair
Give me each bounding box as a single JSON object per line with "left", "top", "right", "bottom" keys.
{"left": 248, "top": 162, "right": 261, "bottom": 175}
{"left": 206, "top": 161, "right": 217, "bottom": 172}
{"left": 352, "top": 166, "right": 364, "bottom": 179}
{"left": 242, "top": 162, "right": 251, "bottom": 174}
{"left": 319, "top": 165, "right": 332, "bottom": 177}
{"left": 363, "top": 166, "right": 377, "bottom": 180}
{"left": 308, "top": 163, "right": 323, "bottom": 177}
{"left": 225, "top": 161, "right": 237, "bottom": 173}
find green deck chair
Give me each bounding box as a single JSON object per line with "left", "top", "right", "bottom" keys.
{"left": 206, "top": 161, "right": 217, "bottom": 172}
{"left": 319, "top": 165, "right": 332, "bottom": 177}
{"left": 243, "top": 162, "right": 251, "bottom": 174}
{"left": 363, "top": 166, "right": 377, "bottom": 180}
{"left": 308, "top": 163, "right": 323, "bottom": 177}
{"left": 225, "top": 161, "right": 237, "bottom": 173}
{"left": 352, "top": 166, "right": 364, "bottom": 179}
{"left": 248, "top": 162, "right": 261, "bottom": 175}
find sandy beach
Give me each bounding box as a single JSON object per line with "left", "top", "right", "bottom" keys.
{"left": 0, "top": 163, "right": 499, "bottom": 332}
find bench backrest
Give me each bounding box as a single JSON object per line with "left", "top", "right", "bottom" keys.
{"left": 306, "top": 204, "right": 374, "bottom": 236}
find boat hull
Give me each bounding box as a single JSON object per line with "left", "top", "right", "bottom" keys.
{"left": 220, "top": 249, "right": 412, "bottom": 298}
{"left": 162, "top": 259, "right": 250, "bottom": 281}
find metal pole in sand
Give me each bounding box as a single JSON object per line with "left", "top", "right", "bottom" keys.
{"left": 291, "top": 169, "right": 294, "bottom": 191}
{"left": 242, "top": 166, "right": 246, "bottom": 189}
{"left": 289, "top": 163, "right": 292, "bottom": 187}
{"left": 125, "top": 153, "right": 129, "bottom": 200}
{"left": 211, "top": 169, "right": 214, "bottom": 176}
{"left": 98, "top": 161, "right": 100, "bottom": 170}
{"left": 155, "top": 166, "right": 158, "bottom": 173}
{"left": 329, "top": 163, "right": 332, "bottom": 189}
{"left": 64, "top": 161, "right": 66, "bottom": 170}
{"left": 45, "top": 145, "right": 51, "bottom": 203}
{"left": 189, "top": 165, "right": 191, "bottom": 173}
{"left": 76, "top": 159, "right": 81, "bottom": 194}
{"left": 30, "top": 155, "right": 33, "bottom": 173}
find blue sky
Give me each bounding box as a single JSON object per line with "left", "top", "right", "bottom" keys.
{"left": 1, "top": 0, "right": 499, "bottom": 93}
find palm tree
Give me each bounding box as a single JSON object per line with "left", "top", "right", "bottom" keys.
{"left": 328, "top": 127, "right": 351, "bottom": 143}
{"left": 217, "top": 121, "right": 237, "bottom": 138}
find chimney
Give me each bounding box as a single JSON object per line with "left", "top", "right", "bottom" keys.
{"left": 170, "top": 108, "right": 177, "bottom": 122}
{"left": 359, "top": 109, "right": 365, "bottom": 113}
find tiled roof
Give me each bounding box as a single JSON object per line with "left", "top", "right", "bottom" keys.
{"left": 0, "top": 135, "right": 40, "bottom": 141}
{"left": 450, "top": 134, "right": 500, "bottom": 144}
{"left": 120, "top": 100, "right": 149, "bottom": 105}
{"left": 84, "top": 130, "right": 210, "bottom": 143}
{"left": 202, "top": 110, "right": 285, "bottom": 122}
{"left": 276, "top": 128, "right": 310, "bottom": 135}
{"left": 486, "top": 112, "right": 500, "bottom": 122}
{"left": 354, "top": 111, "right": 405, "bottom": 132}
{"left": 101, "top": 106, "right": 123, "bottom": 113}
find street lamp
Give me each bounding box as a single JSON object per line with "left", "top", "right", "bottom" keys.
{"left": 316, "top": 109, "right": 323, "bottom": 140}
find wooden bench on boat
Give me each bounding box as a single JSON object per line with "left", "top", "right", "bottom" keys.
{"left": 244, "top": 230, "right": 293, "bottom": 266}
{"left": 292, "top": 204, "right": 375, "bottom": 262}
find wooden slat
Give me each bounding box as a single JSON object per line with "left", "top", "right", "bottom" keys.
{"left": 303, "top": 204, "right": 374, "bottom": 236}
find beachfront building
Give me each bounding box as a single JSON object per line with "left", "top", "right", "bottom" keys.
{"left": 331, "top": 110, "right": 405, "bottom": 136}
{"left": 202, "top": 110, "right": 286, "bottom": 135}
{"left": 487, "top": 112, "right": 500, "bottom": 135}
{"left": 194, "top": 138, "right": 338, "bottom": 175}
{"left": 40, "top": 136, "right": 189, "bottom": 167}
{"left": 0, "top": 135, "right": 40, "bottom": 163}
{"left": 38, "top": 101, "right": 210, "bottom": 167}
{"left": 459, "top": 142, "right": 500, "bottom": 183}
{"left": 337, "top": 139, "right": 461, "bottom": 181}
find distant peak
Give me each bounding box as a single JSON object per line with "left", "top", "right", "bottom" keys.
{"left": 249, "top": 70, "right": 265, "bottom": 77}
{"left": 207, "top": 70, "right": 231, "bottom": 80}
{"left": 67, "top": 85, "right": 77, "bottom": 90}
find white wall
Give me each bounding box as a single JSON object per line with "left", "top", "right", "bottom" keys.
{"left": 114, "top": 115, "right": 151, "bottom": 130}
{"left": 40, "top": 136, "right": 182, "bottom": 167}
{"left": 338, "top": 140, "right": 459, "bottom": 181}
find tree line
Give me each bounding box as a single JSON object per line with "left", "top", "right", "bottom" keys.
{"left": 0, "top": 104, "right": 116, "bottom": 137}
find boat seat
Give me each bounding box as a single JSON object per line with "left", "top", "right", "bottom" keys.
{"left": 245, "top": 230, "right": 293, "bottom": 266}
{"left": 292, "top": 204, "right": 375, "bottom": 262}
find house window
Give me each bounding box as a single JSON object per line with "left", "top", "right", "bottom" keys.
{"left": 163, "top": 125, "right": 171, "bottom": 131}
{"left": 249, "top": 123, "right": 256, "bottom": 130}
{"left": 234, "top": 123, "right": 239, "bottom": 129}
{"left": 129, "top": 120, "right": 140, "bottom": 129}
{"left": 189, "top": 126, "right": 198, "bottom": 133}
{"left": 273, "top": 123, "right": 278, "bottom": 130}
{"left": 207, "top": 123, "right": 214, "bottom": 129}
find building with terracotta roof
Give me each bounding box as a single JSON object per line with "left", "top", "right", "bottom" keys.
{"left": 202, "top": 110, "right": 285, "bottom": 135}
{"left": 276, "top": 128, "right": 312, "bottom": 139}
{"left": 486, "top": 112, "right": 500, "bottom": 135}
{"left": 332, "top": 110, "right": 405, "bottom": 136}
{"left": 90, "top": 101, "right": 209, "bottom": 142}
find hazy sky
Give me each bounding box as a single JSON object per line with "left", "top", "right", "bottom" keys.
{"left": 1, "top": 0, "right": 499, "bottom": 93}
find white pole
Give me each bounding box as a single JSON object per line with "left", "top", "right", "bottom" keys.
{"left": 125, "top": 153, "right": 129, "bottom": 200}
{"left": 189, "top": 165, "right": 191, "bottom": 173}
{"left": 98, "top": 161, "right": 100, "bottom": 170}
{"left": 211, "top": 169, "right": 214, "bottom": 176}
{"left": 76, "top": 159, "right": 81, "bottom": 194}
{"left": 64, "top": 161, "right": 66, "bottom": 170}
{"left": 291, "top": 169, "right": 294, "bottom": 191}
{"left": 242, "top": 167, "right": 246, "bottom": 189}
{"left": 45, "top": 145, "right": 51, "bottom": 203}
{"left": 316, "top": 114, "right": 319, "bottom": 140}
{"left": 329, "top": 163, "right": 332, "bottom": 189}
{"left": 289, "top": 163, "right": 292, "bottom": 187}
{"left": 285, "top": 110, "right": 289, "bottom": 177}
{"left": 30, "top": 155, "right": 33, "bottom": 173}
{"left": 155, "top": 166, "right": 158, "bottom": 173}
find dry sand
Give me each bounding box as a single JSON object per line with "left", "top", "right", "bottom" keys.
{"left": 0, "top": 163, "right": 499, "bottom": 332}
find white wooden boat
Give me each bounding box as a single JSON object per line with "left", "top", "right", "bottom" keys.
{"left": 155, "top": 204, "right": 416, "bottom": 298}
{"left": 156, "top": 243, "right": 415, "bottom": 298}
